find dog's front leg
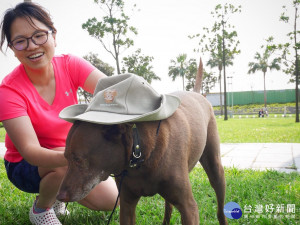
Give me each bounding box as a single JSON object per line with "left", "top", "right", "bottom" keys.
{"left": 119, "top": 194, "right": 140, "bottom": 225}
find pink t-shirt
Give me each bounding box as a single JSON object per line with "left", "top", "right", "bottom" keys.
{"left": 0, "top": 54, "right": 95, "bottom": 162}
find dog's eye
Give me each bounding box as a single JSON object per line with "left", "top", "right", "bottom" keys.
{"left": 72, "top": 156, "right": 89, "bottom": 170}
{"left": 72, "top": 155, "right": 82, "bottom": 166}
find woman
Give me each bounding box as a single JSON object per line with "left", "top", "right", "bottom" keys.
{"left": 0, "top": 2, "right": 118, "bottom": 225}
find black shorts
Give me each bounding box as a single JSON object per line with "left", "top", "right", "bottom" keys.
{"left": 4, "top": 159, "right": 41, "bottom": 193}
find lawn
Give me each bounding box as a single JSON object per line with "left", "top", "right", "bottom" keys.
{"left": 0, "top": 160, "right": 299, "bottom": 224}
{"left": 217, "top": 116, "right": 300, "bottom": 143}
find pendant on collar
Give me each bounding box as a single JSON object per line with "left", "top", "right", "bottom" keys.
{"left": 129, "top": 124, "right": 144, "bottom": 168}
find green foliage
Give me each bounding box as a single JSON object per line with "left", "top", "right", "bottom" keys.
{"left": 82, "top": 0, "right": 138, "bottom": 74}
{"left": 201, "top": 70, "right": 218, "bottom": 94}
{"left": 190, "top": 3, "right": 241, "bottom": 63}
{"left": 0, "top": 160, "right": 298, "bottom": 224}
{"left": 168, "top": 54, "right": 189, "bottom": 90}
{"left": 77, "top": 52, "right": 115, "bottom": 103}
{"left": 274, "top": 19, "right": 300, "bottom": 83}
{"left": 189, "top": 3, "right": 241, "bottom": 120}
{"left": 276, "top": 0, "right": 300, "bottom": 122}
{"left": 121, "top": 49, "right": 160, "bottom": 84}
{"left": 185, "top": 58, "right": 198, "bottom": 91}
{"left": 168, "top": 54, "right": 213, "bottom": 92}
{"left": 83, "top": 52, "right": 115, "bottom": 76}
{"left": 248, "top": 37, "right": 282, "bottom": 107}
{"left": 168, "top": 54, "right": 188, "bottom": 90}
{"left": 248, "top": 37, "right": 281, "bottom": 75}
{"left": 185, "top": 60, "right": 217, "bottom": 94}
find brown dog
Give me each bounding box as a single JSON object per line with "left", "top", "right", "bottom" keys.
{"left": 57, "top": 89, "right": 227, "bottom": 224}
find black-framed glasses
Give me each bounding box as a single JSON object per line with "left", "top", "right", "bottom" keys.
{"left": 10, "top": 30, "right": 53, "bottom": 51}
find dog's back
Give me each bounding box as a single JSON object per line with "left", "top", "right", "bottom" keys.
{"left": 159, "top": 91, "right": 218, "bottom": 171}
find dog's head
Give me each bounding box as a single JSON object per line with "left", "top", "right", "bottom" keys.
{"left": 57, "top": 121, "right": 133, "bottom": 202}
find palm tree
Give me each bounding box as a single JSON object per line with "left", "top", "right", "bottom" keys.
{"left": 248, "top": 47, "right": 281, "bottom": 108}
{"left": 168, "top": 54, "right": 188, "bottom": 90}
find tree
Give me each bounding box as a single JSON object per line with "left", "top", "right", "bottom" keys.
{"left": 277, "top": 0, "right": 300, "bottom": 122}
{"left": 185, "top": 58, "right": 198, "bottom": 91}
{"left": 201, "top": 72, "right": 218, "bottom": 94}
{"left": 83, "top": 52, "right": 115, "bottom": 76}
{"left": 206, "top": 39, "right": 234, "bottom": 115}
{"left": 78, "top": 53, "right": 115, "bottom": 103}
{"left": 248, "top": 37, "right": 281, "bottom": 108}
{"left": 185, "top": 59, "right": 217, "bottom": 94}
{"left": 82, "top": 0, "right": 138, "bottom": 74}
{"left": 190, "top": 3, "right": 241, "bottom": 120}
{"left": 168, "top": 54, "right": 188, "bottom": 90}
{"left": 121, "top": 49, "right": 160, "bottom": 84}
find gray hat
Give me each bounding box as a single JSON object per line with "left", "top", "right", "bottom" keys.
{"left": 59, "top": 74, "right": 181, "bottom": 124}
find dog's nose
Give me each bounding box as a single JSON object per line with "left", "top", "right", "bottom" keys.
{"left": 56, "top": 191, "right": 70, "bottom": 202}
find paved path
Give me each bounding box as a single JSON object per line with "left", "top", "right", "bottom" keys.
{"left": 1, "top": 142, "right": 299, "bottom": 173}
{"left": 220, "top": 143, "right": 300, "bottom": 173}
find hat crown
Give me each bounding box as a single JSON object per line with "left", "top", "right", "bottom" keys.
{"left": 86, "top": 74, "right": 161, "bottom": 115}
{"left": 59, "top": 73, "right": 181, "bottom": 124}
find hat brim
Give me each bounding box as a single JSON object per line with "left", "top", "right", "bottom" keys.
{"left": 59, "top": 94, "right": 180, "bottom": 125}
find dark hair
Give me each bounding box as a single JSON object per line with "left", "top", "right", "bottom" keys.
{"left": 0, "top": 2, "right": 57, "bottom": 53}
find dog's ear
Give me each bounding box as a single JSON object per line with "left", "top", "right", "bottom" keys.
{"left": 102, "top": 125, "right": 121, "bottom": 141}
{"left": 102, "top": 124, "right": 132, "bottom": 141}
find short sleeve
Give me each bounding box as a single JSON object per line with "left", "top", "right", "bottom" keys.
{"left": 65, "top": 54, "right": 96, "bottom": 89}
{"left": 0, "top": 86, "right": 28, "bottom": 121}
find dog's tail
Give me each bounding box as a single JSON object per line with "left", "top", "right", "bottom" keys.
{"left": 193, "top": 57, "right": 203, "bottom": 93}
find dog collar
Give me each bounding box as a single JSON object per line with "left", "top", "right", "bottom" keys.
{"left": 129, "top": 121, "right": 162, "bottom": 168}
{"left": 129, "top": 124, "right": 144, "bottom": 168}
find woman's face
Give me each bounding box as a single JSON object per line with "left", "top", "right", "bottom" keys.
{"left": 9, "top": 17, "right": 56, "bottom": 71}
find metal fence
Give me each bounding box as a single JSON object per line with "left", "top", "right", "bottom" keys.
{"left": 207, "top": 89, "right": 297, "bottom": 106}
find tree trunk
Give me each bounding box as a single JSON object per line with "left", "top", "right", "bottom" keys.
{"left": 115, "top": 54, "right": 121, "bottom": 74}
{"left": 219, "top": 69, "right": 223, "bottom": 115}
{"left": 222, "top": 20, "right": 228, "bottom": 121}
{"left": 263, "top": 72, "right": 267, "bottom": 108}
{"left": 294, "top": 5, "right": 299, "bottom": 122}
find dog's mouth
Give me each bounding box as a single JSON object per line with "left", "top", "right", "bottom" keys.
{"left": 57, "top": 170, "right": 110, "bottom": 202}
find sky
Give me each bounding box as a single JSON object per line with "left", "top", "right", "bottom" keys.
{"left": 0, "top": 0, "right": 297, "bottom": 94}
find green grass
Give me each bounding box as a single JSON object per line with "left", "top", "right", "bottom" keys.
{"left": 216, "top": 116, "right": 300, "bottom": 143}
{"left": 0, "top": 160, "right": 299, "bottom": 224}
{"left": 0, "top": 122, "right": 4, "bottom": 142}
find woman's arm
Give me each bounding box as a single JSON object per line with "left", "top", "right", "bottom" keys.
{"left": 2, "top": 116, "right": 67, "bottom": 168}
{"left": 82, "top": 69, "right": 107, "bottom": 94}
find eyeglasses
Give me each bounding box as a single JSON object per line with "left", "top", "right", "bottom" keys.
{"left": 10, "top": 30, "right": 53, "bottom": 51}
